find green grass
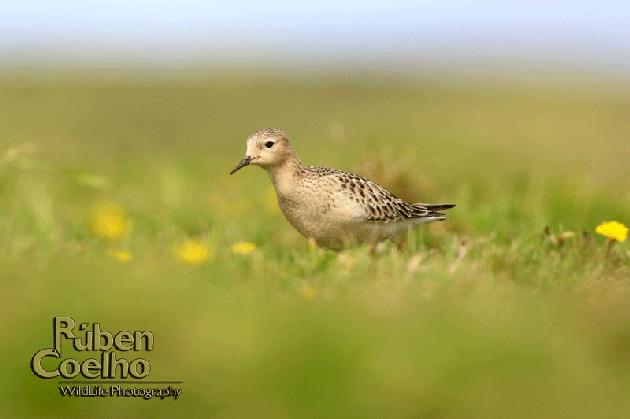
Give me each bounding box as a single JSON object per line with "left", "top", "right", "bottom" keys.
{"left": 0, "top": 73, "right": 629, "bottom": 418}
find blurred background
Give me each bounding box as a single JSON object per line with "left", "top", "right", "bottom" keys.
{"left": 1, "top": 1, "right": 630, "bottom": 418}
{"left": 3, "top": 0, "right": 630, "bottom": 78}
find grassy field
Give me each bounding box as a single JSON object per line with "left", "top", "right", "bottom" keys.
{"left": 0, "top": 72, "right": 629, "bottom": 418}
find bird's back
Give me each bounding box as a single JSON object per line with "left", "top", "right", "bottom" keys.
{"left": 302, "top": 166, "right": 452, "bottom": 222}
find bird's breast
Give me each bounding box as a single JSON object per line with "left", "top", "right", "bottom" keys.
{"left": 274, "top": 180, "right": 365, "bottom": 241}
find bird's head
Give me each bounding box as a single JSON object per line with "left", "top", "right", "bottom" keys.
{"left": 230, "top": 128, "right": 295, "bottom": 174}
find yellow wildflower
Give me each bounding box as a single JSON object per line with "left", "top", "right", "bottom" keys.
{"left": 175, "top": 240, "right": 211, "bottom": 265}
{"left": 110, "top": 249, "right": 133, "bottom": 263}
{"left": 231, "top": 242, "right": 256, "bottom": 255}
{"left": 90, "top": 201, "right": 129, "bottom": 240}
{"left": 595, "top": 221, "right": 628, "bottom": 243}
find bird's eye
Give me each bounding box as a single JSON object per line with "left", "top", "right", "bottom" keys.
{"left": 265, "top": 141, "right": 275, "bottom": 148}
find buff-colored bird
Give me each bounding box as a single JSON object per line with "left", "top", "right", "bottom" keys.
{"left": 230, "top": 128, "right": 455, "bottom": 250}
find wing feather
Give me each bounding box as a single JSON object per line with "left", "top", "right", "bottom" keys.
{"left": 307, "top": 166, "right": 454, "bottom": 222}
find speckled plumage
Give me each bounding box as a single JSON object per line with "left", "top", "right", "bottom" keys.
{"left": 231, "top": 128, "right": 455, "bottom": 249}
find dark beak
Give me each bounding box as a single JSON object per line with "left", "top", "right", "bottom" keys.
{"left": 230, "top": 156, "right": 252, "bottom": 175}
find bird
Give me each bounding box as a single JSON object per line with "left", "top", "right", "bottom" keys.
{"left": 230, "top": 128, "right": 455, "bottom": 250}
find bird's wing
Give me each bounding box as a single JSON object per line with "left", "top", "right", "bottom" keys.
{"left": 309, "top": 166, "right": 448, "bottom": 222}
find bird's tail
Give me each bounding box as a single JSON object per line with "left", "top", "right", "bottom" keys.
{"left": 417, "top": 203, "right": 456, "bottom": 211}
{"left": 412, "top": 203, "right": 456, "bottom": 221}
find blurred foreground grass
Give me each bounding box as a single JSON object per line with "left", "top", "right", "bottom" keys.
{"left": 0, "top": 73, "right": 629, "bottom": 418}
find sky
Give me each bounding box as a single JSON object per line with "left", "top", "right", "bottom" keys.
{"left": 2, "top": 1, "right": 630, "bottom": 75}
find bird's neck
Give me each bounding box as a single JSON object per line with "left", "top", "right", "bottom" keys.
{"left": 266, "top": 154, "right": 303, "bottom": 194}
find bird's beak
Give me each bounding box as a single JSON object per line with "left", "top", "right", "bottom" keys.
{"left": 229, "top": 156, "right": 252, "bottom": 175}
